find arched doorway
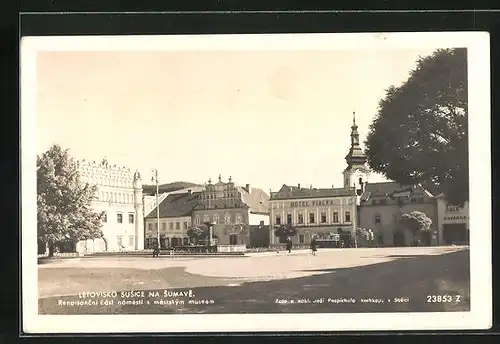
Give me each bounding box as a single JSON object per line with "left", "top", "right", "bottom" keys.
{"left": 393, "top": 230, "right": 405, "bottom": 247}
{"left": 171, "top": 237, "right": 180, "bottom": 247}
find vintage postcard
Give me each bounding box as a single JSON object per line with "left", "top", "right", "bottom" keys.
{"left": 21, "top": 32, "right": 492, "bottom": 333}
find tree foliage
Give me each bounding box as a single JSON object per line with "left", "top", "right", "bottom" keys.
{"left": 37, "top": 144, "right": 103, "bottom": 255}
{"left": 274, "top": 224, "right": 297, "bottom": 239}
{"left": 400, "top": 211, "right": 433, "bottom": 239}
{"left": 365, "top": 48, "right": 468, "bottom": 206}
{"left": 186, "top": 226, "right": 205, "bottom": 242}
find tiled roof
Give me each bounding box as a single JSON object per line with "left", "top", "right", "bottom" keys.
{"left": 270, "top": 184, "right": 356, "bottom": 200}
{"left": 145, "top": 192, "right": 201, "bottom": 219}
{"left": 238, "top": 187, "right": 269, "bottom": 214}
{"left": 360, "top": 182, "right": 434, "bottom": 202}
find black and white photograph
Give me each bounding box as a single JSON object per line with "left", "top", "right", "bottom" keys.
{"left": 21, "top": 32, "right": 491, "bottom": 333}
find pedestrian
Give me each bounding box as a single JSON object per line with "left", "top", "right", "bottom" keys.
{"left": 152, "top": 240, "right": 159, "bottom": 258}
{"left": 286, "top": 236, "right": 292, "bottom": 254}
{"left": 310, "top": 236, "right": 318, "bottom": 256}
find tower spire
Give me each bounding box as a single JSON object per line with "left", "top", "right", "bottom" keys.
{"left": 353, "top": 111, "right": 356, "bottom": 126}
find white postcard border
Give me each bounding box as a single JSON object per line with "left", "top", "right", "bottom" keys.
{"left": 21, "top": 32, "right": 492, "bottom": 333}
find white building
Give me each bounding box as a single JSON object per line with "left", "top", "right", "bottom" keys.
{"left": 435, "top": 193, "right": 469, "bottom": 245}
{"left": 75, "top": 158, "right": 144, "bottom": 253}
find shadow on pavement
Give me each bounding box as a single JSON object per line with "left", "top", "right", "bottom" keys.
{"left": 39, "top": 249, "right": 470, "bottom": 314}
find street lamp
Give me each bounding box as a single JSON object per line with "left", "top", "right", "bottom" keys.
{"left": 151, "top": 169, "right": 160, "bottom": 250}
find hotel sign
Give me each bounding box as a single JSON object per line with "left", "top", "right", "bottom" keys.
{"left": 289, "top": 199, "right": 345, "bottom": 207}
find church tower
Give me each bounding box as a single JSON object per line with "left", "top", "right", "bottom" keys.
{"left": 343, "top": 112, "right": 370, "bottom": 196}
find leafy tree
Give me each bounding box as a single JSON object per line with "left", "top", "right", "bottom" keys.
{"left": 365, "top": 48, "right": 468, "bottom": 206}
{"left": 186, "top": 226, "right": 219, "bottom": 244}
{"left": 186, "top": 226, "right": 204, "bottom": 244}
{"left": 274, "top": 224, "right": 297, "bottom": 241}
{"left": 37, "top": 144, "right": 103, "bottom": 256}
{"left": 400, "top": 211, "right": 432, "bottom": 244}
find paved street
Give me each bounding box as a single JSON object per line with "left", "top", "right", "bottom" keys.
{"left": 38, "top": 246, "right": 470, "bottom": 314}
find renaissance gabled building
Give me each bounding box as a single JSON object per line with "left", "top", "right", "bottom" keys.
{"left": 74, "top": 158, "right": 144, "bottom": 253}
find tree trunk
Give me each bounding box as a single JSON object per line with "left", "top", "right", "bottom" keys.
{"left": 48, "top": 242, "right": 55, "bottom": 257}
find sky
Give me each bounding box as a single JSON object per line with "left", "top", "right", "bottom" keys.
{"left": 36, "top": 48, "right": 437, "bottom": 192}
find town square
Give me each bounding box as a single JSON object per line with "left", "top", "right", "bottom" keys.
{"left": 38, "top": 245, "right": 469, "bottom": 314}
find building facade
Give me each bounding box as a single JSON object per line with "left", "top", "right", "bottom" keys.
{"left": 144, "top": 190, "right": 199, "bottom": 249}
{"left": 269, "top": 185, "right": 357, "bottom": 245}
{"left": 75, "top": 158, "right": 144, "bottom": 253}
{"left": 358, "top": 183, "right": 437, "bottom": 247}
{"left": 435, "top": 193, "right": 470, "bottom": 245}
{"left": 191, "top": 175, "right": 270, "bottom": 246}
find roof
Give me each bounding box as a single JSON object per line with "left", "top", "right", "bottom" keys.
{"left": 270, "top": 184, "right": 356, "bottom": 200}
{"left": 360, "top": 182, "right": 434, "bottom": 202}
{"left": 145, "top": 191, "right": 201, "bottom": 219}
{"left": 237, "top": 187, "right": 269, "bottom": 214}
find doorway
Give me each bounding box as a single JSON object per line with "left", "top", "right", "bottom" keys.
{"left": 443, "top": 223, "right": 468, "bottom": 245}
{"left": 229, "top": 234, "right": 238, "bottom": 245}
{"left": 393, "top": 230, "right": 405, "bottom": 247}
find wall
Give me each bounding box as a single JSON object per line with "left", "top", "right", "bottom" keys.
{"left": 436, "top": 198, "right": 470, "bottom": 245}
{"left": 248, "top": 212, "right": 269, "bottom": 225}
{"left": 74, "top": 160, "right": 144, "bottom": 253}
{"left": 359, "top": 200, "right": 437, "bottom": 247}
{"left": 192, "top": 207, "right": 249, "bottom": 227}
{"left": 144, "top": 216, "right": 192, "bottom": 248}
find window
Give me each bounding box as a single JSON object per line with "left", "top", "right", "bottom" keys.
{"left": 162, "top": 223, "right": 166, "bottom": 231}
{"left": 321, "top": 212, "right": 327, "bottom": 223}
{"left": 374, "top": 214, "right": 381, "bottom": 224}
{"left": 371, "top": 200, "right": 377, "bottom": 205}
{"left": 176, "top": 222, "right": 180, "bottom": 230}
{"left": 299, "top": 234, "right": 305, "bottom": 244}
{"left": 204, "top": 215, "right": 210, "bottom": 223}
{"left": 117, "top": 236, "right": 123, "bottom": 248}
{"left": 128, "top": 236, "right": 134, "bottom": 247}
{"left": 332, "top": 212, "right": 339, "bottom": 223}
{"left": 298, "top": 213, "right": 304, "bottom": 224}
{"left": 148, "top": 223, "right": 153, "bottom": 231}
{"left": 379, "top": 199, "right": 386, "bottom": 205}
{"left": 117, "top": 213, "right": 123, "bottom": 223}
{"left": 169, "top": 222, "right": 174, "bottom": 230}
{"left": 287, "top": 214, "right": 292, "bottom": 225}
{"left": 418, "top": 197, "right": 425, "bottom": 203}
{"left": 196, "top": 216, "right": 200, "bottom": 225}
{"left": 410, "top": 198, "right": 416, "bottom": 204}
{"left": 225, "top": 215, "right": 231, "bottom": 224}
{"left": 345, "top": 211, "right": 351, "bottom": 222}
{"left": 236, "top": 215, "right": 242, "bottom": 224}
{"left": 129, "top": 213, "right": 134, "bottom": 224}
{"left": 102, "top": 212, "right": 107, "bottom": 223}
{"left": 309, "top": 213, "right": 315, "bottom": 223}
{"left": 275, "top": 214, "right": 281, "bottom": 225}
{"left": 184, "top": 221, "right": 188, "bottom": 229}
{"left": 214, "top": 215, "right": 220, "bottom": 224}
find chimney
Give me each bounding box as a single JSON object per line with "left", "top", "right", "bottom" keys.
{"left": 188, "top": 189, "right": 192, "bottom": 194}
{"left": 298, "top": 183, "right": 301, "bottom": 189}
{"left": 310, "top": 184, "right": 313, "bottom": 190}
{"left": 245, "top": 184, "right": 250, "bottom": 192}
